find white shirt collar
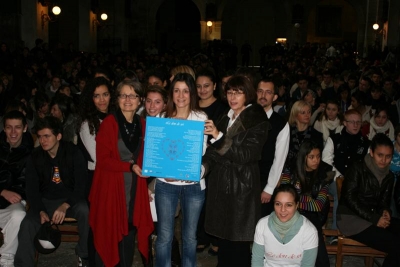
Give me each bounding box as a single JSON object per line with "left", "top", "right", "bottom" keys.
{"left": 265, "top": 108, "right": 273, "bottom": 118}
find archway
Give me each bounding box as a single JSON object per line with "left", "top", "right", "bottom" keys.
{"left": 306, "top": 0, "right": 358, "bottom": 44}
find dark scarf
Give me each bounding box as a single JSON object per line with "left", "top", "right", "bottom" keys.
{"left": 364, "top": 153, "right": 390, "bottom": 185}
{"left": 115, "top": 109, "right": 140, "bottom": 153}
{"left": 97, "top": 110, "right": 107, "bottom": 121}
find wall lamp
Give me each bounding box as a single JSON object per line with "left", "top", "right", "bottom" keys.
{"left": 207, "top": 21, "right": 213, "bottom": 34}
{"left": 41, "top": 6, "right": 61, "bottom": 29}
{"left": 93, "top": 13, "right": 108, "bottom": 31}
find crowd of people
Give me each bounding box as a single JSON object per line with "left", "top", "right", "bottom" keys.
{"left": 0, "top": 38, "right": 400, "bottom": 267}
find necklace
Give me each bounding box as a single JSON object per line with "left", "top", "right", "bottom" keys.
{"left": 123, "top": 121, "right": 137, "bottom": 142}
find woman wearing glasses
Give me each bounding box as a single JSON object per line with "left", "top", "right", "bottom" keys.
{"left": 154, "top": 73, "right": 208, "bottom": 267}
{"left": 89, "top": 80, "right": 153, "bottom": 267}
{"left": 202, "top": 75, "right": 270, "bottom": 267}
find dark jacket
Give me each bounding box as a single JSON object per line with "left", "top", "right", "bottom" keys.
{"left": 338, "top": 160, "right": 394, "bottom": 226}
{"left": 285, "top": 126, "right": 323, "bottom": 173}
{"left": 395, "top": 180, "right": 400, "bottom": 214}
{"left": 330, "top": 128, "right": 370, "bottom": 175}
{"left": 25, "top": 141, "right": 87, "bottom": 213}
{"left": 0, "top": 131, "right": 33, "bottom": 208}
{"left": 290, "top": 161, "right": 335, "bottom": 225}
{"left": 203, "top": 104, "right": 270, "bottom": 241}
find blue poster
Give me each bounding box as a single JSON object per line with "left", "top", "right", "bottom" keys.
{"left": 143, "top": 117, "right": 205, "bottom": 181}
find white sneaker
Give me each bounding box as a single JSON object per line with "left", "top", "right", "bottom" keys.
{"left": 0, "top": 253, "right": 14, "bottom": 267}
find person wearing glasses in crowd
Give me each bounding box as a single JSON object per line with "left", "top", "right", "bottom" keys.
{"left": 89, "top": 80, "right": 153, "bottom": 267}
{"left": 322, "top": 109, "right": 370, "bottom": 238}
{"left": 202, "top": 75, "right": 270, "bottom": 267}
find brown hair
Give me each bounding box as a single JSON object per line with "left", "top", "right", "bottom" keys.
{"left": 165, "top": 73, "right": 200, "bottom": 118}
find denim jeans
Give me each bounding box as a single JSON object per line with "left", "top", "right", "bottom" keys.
{"left": 155, "top": 180, "right": 205, "bottom": 267}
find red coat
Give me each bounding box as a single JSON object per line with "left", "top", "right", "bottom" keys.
{"left": 89, "top": 114, "right": 153, "bottom": 267}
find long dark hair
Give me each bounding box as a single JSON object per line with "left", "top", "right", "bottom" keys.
{"left": 165, "top": 73, "right": 200, "bottom": 118}
{"left": 77, "top": 77, "right": 114, "bottom": 135}
{"left": 50, "top": 94, "right": 74, "bottom": 123}
{"left": 293, "top": 140, "right": 321, "bottom": 194}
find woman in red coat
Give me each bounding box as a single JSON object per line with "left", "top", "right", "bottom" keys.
{"left": 89, "top": 80, "right": 153, "bottom": 267}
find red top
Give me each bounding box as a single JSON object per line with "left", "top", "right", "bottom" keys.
{"left": 89, "top": 115, "right": 153, "bottom": 266}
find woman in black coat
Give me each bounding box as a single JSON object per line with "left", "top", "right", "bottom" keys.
{"left": 202, "top": 75, "right": 270, "bottom": 267}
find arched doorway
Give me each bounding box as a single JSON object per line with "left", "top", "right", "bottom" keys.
{"left": 306, "top": 0, "right": 358, "bottom": 44}
{"left": 156, "top": 0, "right": 201, "bottom": 54}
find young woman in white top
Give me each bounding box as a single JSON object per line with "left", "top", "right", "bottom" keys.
{"left": 154, "top": 73, "right": 207, "bottom": 267}
{"left": 252, "top": 184, "right": 318, "bottom": 267}
{"left": 77, "top": 77, "right": 113, "bottom": 196}
{"left": 314, "top": 100, "right": 343, "bottom": 144}
{"left": 362, "top": 105, "right": 395, "bottom": 141}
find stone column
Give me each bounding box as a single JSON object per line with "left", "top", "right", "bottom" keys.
{"left": 387, "top": 0, "right": 400, "bottom": 50}
{"left": 21, "top": 0, "right": 40, "bottom": 48}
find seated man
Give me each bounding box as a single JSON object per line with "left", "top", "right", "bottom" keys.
{"left": 337, "top": 133, "right": 400, "bottom": 266}
{"left": 322, "top": 109, "right": 370, "bottom": 234}
{"left": 0, "top": 110, "right": 33, "bottom": 267}
{"left": 14, "top": 116, "right": 89, "bottom": 267}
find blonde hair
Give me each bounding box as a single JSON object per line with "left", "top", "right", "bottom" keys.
{"left": 170, "top": 65, "right": 195, "bottom": 80}
{"left": 288, "top": 100, "right": 311, "bottom": 126}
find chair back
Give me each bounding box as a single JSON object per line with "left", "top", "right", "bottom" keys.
{"left": 336, "top": 176, "right": 344, "bottom": 201}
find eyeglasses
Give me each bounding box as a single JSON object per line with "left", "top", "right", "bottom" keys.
{"left": 118, "top": 94, "right": 140, "bottom": 100}
{"left": 226, "top": 91, "right": 244, "bottom": 97}
{"left": 256, "top": 89, "right": 274, "bottom": 95}
{"left": 345, "top": 120, "right": 362, "bottom": 125}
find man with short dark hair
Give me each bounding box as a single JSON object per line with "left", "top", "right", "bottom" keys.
{"left": 15, "top": 116, "right": 89, "bottom": 267}
{"left": 291, "top": 75, "right": 309, "bottom": 101}
{"left": 257, "top": 78, "right": 289, "bottom": 216}
{"left": 321, "top": 70, "right": 333, "bottom": 90}
{"left": 0, "top": 111, "right": 33, "bottom": 267}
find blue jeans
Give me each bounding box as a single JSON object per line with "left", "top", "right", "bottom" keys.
{"left": 329, "top": 181, "right": 338, "bottom": 230}
{"left": 155, "top": 180, "right": 205, "bottom": 267}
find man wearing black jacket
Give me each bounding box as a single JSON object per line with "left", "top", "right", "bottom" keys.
{"left": 0, "top": 111, "right": 33, "bottom": 267}
{"left": 15, "top": 116, "right": 89, "bottom": 267}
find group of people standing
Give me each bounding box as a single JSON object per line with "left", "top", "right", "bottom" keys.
{"left": 1, "top": 57, "right": 400, "bottom": 267}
